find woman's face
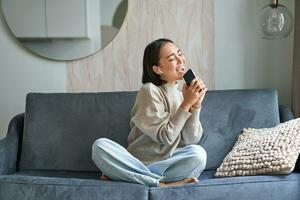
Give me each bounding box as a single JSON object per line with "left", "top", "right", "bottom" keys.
{"left": 155, "top": 42, "right": 186, "bottom": 84}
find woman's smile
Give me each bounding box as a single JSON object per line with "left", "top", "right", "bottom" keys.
{"left": 177, "top": 66, "right": 186, "bottom": 75}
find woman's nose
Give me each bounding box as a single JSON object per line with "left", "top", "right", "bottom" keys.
{"left": 176, "top": 56, "right": 184, "bottom": 65}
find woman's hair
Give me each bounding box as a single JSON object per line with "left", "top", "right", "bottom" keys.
{"left": 142, "top": 38, "right": 174, "bottom": 86}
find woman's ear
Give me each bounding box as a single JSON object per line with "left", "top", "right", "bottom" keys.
{"left": 152, "top": 65, "right": 163, "bottom": 75}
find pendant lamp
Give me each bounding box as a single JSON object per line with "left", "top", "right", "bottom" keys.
{"left": 259, "top": 0, "right": 293, "bottom": 39}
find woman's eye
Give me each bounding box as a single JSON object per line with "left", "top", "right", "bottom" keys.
{"left": 169, "top": 57, "right": 175, "bottom": 62}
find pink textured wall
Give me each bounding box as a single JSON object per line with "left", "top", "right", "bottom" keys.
{"left": 67, "top": 0, "right": 215, "bottom": 92}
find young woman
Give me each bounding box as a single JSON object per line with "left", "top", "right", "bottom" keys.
{"left": 92, "top": 38, "right": 207, "bottom": 187}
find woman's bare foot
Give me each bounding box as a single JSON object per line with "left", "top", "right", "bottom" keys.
{"left": 100, "top": 174, "right": 111, "bottom": 181}
{"left": 159, "top": 177, "right": 199, "bottom": 187}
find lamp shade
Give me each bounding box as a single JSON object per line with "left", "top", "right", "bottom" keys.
{"left": 259, "top": 4, "right": 293, "bottom": 39}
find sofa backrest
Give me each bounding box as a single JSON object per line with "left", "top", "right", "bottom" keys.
{"left": 199, "top": 89, "right": 280, "bottom": 170}
{"left": 19, "top": 89, "right": 280, "bottom": 172}
{"left": 19, "top": 92, "right": 137, "bottom": 172}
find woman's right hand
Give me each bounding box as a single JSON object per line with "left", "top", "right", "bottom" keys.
{"left": 181, "top": 77, "right": 203, "bottom": 111}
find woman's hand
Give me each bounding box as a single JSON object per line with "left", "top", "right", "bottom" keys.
{"left": 191, "top": 78, "right": 207, "bottom": 109}
{"left": 192, "top": 87, "right": 207, "bottom": 109}
{"left": 181, "top": 77, "right": 207, "bottom": 111}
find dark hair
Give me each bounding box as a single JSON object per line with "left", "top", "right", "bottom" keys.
{"left": 142, "top": 38, "right": 174, "bottom": 86}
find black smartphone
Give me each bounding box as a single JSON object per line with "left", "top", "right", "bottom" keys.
{"left": 183, "top": 69, "right": 196, "bottom": 86}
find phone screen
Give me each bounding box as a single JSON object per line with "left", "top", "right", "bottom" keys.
{"left": 183, "top": 69, "right": 195, "bottom": 86}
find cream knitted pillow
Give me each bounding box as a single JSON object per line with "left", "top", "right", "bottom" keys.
{"left": 215, "top": 118, "right": 300, "bottom": 177}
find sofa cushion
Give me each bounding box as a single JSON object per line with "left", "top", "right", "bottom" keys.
{"left": 14, "top": 170, "right": 100, "bottom": 180}
{"left": 19, "top": 92, "right": 137, "bottom": 172}
{"left": 199, "top": 89, "right": 280, "bottom": 170}
{"left": 150, "top": 172, "right": 300, "bottom": 200}
{"left": 215, "top": 118, "right": 300, "bottom": 177}
{"left": 0, "top": 174, "right": 148, "bottom": 200}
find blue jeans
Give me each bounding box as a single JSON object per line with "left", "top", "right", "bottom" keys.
{"left": 92, "top": 138, "right": 207, "bottom": 187}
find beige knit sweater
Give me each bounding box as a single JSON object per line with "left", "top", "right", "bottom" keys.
{"left": 127, "top": 82, "right": 203, "bottom": 165}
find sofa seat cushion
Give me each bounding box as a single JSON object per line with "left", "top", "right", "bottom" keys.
{"left": 13, "top": 170, "right": 101, "bottom": 180}
{"left": 150, "top": 172, "right": 300, "bottom": 200}
{"left": 0, "top": 174, "right": 148, "bottom": 200}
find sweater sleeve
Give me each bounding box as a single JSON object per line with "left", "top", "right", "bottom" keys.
{"left": 180, "top": 107, "right": 203, "bottom": 145}
{"left": 131, "top": 84, "right": 191, "bottom": 145}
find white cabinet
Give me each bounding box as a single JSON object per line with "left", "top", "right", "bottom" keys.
{"left": 2, "top": 0, "right": 46, "bottom": 38}
{"left": 2, "top": 0, "right": 89, "bottom": 38}
{"left": 46, "top": 0, "right": 88, "bottom": 38}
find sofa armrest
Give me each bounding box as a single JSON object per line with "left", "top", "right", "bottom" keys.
{"left": 279, "top": 105, "right": 294, "bottom": 123}
{"left": 0, "top": 113, "right": 24, "bottom": 175}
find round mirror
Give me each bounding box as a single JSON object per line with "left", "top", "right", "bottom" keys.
{"left": 1, "top": 0, "right": 128, "bottom": 61}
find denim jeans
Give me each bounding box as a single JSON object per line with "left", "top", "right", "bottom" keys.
{"left": 92, "top": 138, "right": 207, "bottom": 187}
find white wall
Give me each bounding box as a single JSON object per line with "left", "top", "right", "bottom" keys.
{"left": 215, "top": 0, "right": 294, "bottom": 107}
{"left": 0, "top": 11, "right": 67, "bottom": 139}
{"left": 0, "top": 0, "right": 295, "bottom": 139}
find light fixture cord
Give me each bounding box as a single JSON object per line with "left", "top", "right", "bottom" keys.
{"left": 271, "top": 0, "right": 278, "bottom": 8}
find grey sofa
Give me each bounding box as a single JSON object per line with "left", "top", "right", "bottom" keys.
{"left": 0, "top": 89, "right": 299, "bottom": 200}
